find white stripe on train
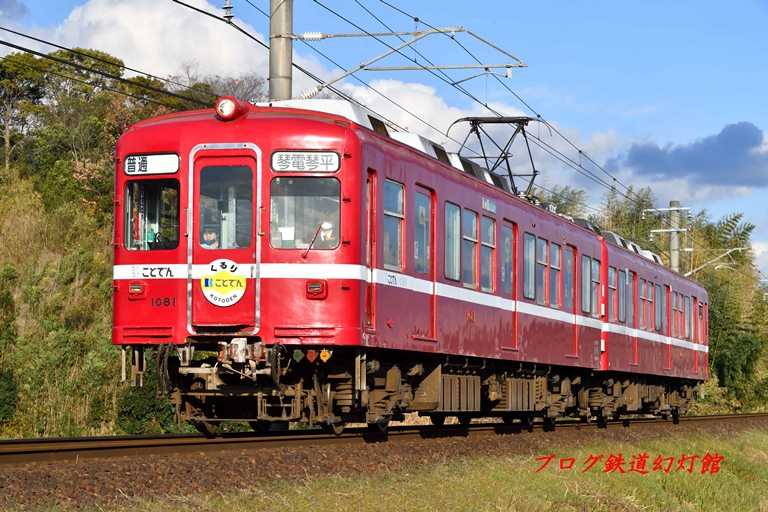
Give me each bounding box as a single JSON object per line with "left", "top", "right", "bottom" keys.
{"left": 113, "top": 263, "right": 708, "bottom": 354}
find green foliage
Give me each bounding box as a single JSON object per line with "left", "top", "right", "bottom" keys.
{"left": 116, "top": 354, "right": 178, "bottom": 435}
{"left": 0, "top": 369, "right": 16, "bottom": 423}
{"left": 536, "top": 184, "right": 587, "bottom": 217}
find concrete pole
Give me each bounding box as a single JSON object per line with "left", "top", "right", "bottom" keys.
{"left": 269, "top": 0, "right": 293, "bottom": 101}
{"left": 670, "top": 200, "right": 680, "bottom": 273}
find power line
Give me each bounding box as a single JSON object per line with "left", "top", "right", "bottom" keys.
{"left": 0, "top": 24, "right": 210, "bottom": 99}
{"left": 375, "top": 0, "right": 639, "bottom": 201}
{"left": 171, "top": 0, "right": 409, "bottom": 132}
{"left": 0, "top": 38, "right": 208, "bottom": 106}
{"left": 310, "top": 0, "right": 647, "bottom": 209}
{"left": 0, "top": 52, "right": 176, "bottom": 109}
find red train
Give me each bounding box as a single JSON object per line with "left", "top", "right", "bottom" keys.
{"left": 113, "top": 96, "right": 708, "bottom": 434}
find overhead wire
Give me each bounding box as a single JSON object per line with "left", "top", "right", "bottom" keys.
{"left": 239, "top": 0, "right": 482, "bottom": 146}
{"left": 0, "top": 52, "right": 176, "bottom": 108}
{"left": 0, "top": 24, "right": 211, "bottom": 99}
{"left": 172, "top": 0, "right": 408, "bottom": 132}
{"left": 375, "top": 0, "right": 640, "bottom": 201}
{"left": 0, "top": 37, "right": 209, "bottom": 106}
{"left": 310, "top": 0, "right": 647, "bottom": 210}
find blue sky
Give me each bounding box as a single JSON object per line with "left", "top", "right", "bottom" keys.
{"left": 6, "top": 0, "right": 768, "bottom": 272}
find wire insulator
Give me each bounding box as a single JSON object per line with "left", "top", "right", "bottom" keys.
{"left": 301, "top": 32, "right": 324, "bottom": 41}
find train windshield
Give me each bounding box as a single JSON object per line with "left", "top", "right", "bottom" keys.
{"left": 199, "top": 165, "right": 253, "bottom": 250}
{"left": 124, "top": 180, "right": 179, "bottom": 250}
{"left": 270, "top": 177, "right": 340, "bottom": 249}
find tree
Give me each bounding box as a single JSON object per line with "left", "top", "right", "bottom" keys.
{"left": 0, "top": 52, "right": 46, "bottom": 177}
{"left": 536, "top": 184, "right": 587, "bottom": 218}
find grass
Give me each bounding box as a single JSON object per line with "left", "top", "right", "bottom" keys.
{"left": 44, "top": 427, "right": 768, "bottom": 512}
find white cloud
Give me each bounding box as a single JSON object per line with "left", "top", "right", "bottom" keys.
{"left": 752, "top": 241, "right": 768, "bottom": 277}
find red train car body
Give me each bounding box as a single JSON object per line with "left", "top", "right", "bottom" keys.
{"left": 113, "top": 97, "right": 708, "bottom": 433}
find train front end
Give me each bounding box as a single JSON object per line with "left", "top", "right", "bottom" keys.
{"left": 113, "top": 98, "right": 365, "bottom": 433}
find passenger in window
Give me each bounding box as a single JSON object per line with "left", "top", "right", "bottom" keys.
{"left": 201, "top": 228, "right": 220, "bottom": 249}
{"left": 316, "top": 221, "right": 336, "bottom": 249}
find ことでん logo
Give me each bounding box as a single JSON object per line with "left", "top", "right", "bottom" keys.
{"left": 200, "top": 259, "right": 247, "bottom": 307}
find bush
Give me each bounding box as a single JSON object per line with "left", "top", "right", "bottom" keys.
{"left": 0, "top": 370, "right": 17, "bottom": 423}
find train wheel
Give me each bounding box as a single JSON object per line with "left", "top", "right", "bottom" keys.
{"left": 249, "top": 420, "right": 270, "bottom": 433}
{"left": 430, "top": 414, "right": 446, "bottom": 426}
{"left": 457, "top": 414, "right": 472, "bottom": 426}
{"left": 502, "top": 415, "right": 515, "bottom": 426}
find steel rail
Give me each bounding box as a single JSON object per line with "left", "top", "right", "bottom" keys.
{"left": 1, "top": 413, "right": 766, "bottom": 466}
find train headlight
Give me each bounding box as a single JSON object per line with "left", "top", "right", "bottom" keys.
{"left": 214, "top": 96, "right": 246, "bottom": 121}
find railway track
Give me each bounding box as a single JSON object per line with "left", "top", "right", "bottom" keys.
{"left": 2, "top": 413, "right": 767, "bottom": 466}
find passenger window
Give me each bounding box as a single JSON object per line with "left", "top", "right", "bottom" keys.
{"left": 581, "top": 255, "right": 591, "bottom": 313}
{"left": 685, "top": 295, "right": 692, "bottom": 339}
{"left": 462, "top": 209, "right": 478, "bottom": 288}
{"left": 445, "top": 203, "right": 461, "bottom": 280}
{"left": 647, "top": 282, "right": 654, "bottom": 331}
{"left": 550, "top": 243, "right": 561, "bottom": 308}
{"left": 201, "top": 166, "right": 252, "bottom": 249}
{"left": 524, "top": 233, "right": 536, "bottom": 299}
{"left": 618, "top": 269, "right": 627, "bottom": 323}
{"left": 608, "top": 267, "right": 617, "bottom": 321}
{"left": 563, "top": 246, "right": 575, "bottom": 312}
{"left": 500, "top": 225, "right": 514, "bottom": 296}
{"left": 480, "top": 216, "right": 495, "bottom": 292}
{"left": 591, "top": 259, "right": 600, "bottom": 317}
{"left": 414, "top": 191, "right": 431, "bottom": 274}
{"left": 535, "top": 238, "right": 548, "bottom": 305}
{"left": 382, "top": 180, "right": 404, "bottom": 269}
{"left": 270, "top": 177, "right": 338, "bottom": 250}
{"left": 125, "top": 179, "right": 179, "bottom": 250}
{"left": 639, "top": 280, "right": 646, "bottom": 329}
{"left": 654, "top": 284, "right": 663, "bottom": 332}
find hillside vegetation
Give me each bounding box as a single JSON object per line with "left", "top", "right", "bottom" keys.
{"left": 0, "top": 49, "right": 765, "bottom": 437}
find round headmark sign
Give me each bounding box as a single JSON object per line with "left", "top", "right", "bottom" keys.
{"left": 200, "top": 259, "right": 247, "bottom": 307}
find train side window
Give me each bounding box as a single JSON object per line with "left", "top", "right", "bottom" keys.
{"left": 608, "top": 267, "right": 617, "bottom": 321}
{"left": 125, "top": 179, "right": 179, "bottom": 250}
{"left": 563, "top": 246, "right": 575, "bottom": 312}
{"left": 672, "top": 293, "right": 679, "bottom": 337}
{"left": 201, "top": 166, "right": 253, "bottom": 249}
{"left": 382, "top": 180, "right": 404, "bottom": 269}
{"left": 639, "top": 279, "right": 646, "bottom": 329}
{"left": 618, "top": 269, "right": 627, "bottom": 323}
{"left": 445, "top": 202, "right": 461, "bottom": 281}
{"left": 654, "top": 284, "right": 663, "bottom": 333}
{"left": 413, "top": 191, "right": 431, "bottom": 274}
{"left": 535, "top": 237, "right": 548, "bottom": 305}
{"left": 462, "top": 209, "right": 478, "bottom": 288}
{"left": 581, "top": 255, "right": 591, "bottom": 314}
{"left": 524, "top": 233, "right": 536, "bottom": 299}
{"left": 590, "top": 258, "right": 600, "bottom": 317}
{"left": 500, "top": 225, "right": 514, "bottom": 296}
{"left": 550, "top": 243, "right": 561, "bottom": 308}
{"left": 647, "top": 282, "right": 654, "bottom": 331}
{"left": 480, "top": 216, "right": 495, "bottom": 292}
{"left": 685, "top": 295, "right": 692, "bottom": 340}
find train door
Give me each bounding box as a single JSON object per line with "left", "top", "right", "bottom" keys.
{"left": 365, "top": 170, "right": 377, "bottom": 332}
{"left": 190, "top": 154, "right": 258, "bottom": 331}
{"left": 499, "top": 221, "right": 518, "bottom": 350}
{"left": 563, "top": 245, "right": 578, "bottom": 357}
{"left": 412, "top": 186, "right": 436, "bottom": 340}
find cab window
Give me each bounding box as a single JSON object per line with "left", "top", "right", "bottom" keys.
{"left": 200, "top": 166, "right": 253, "bottom": 249}
{"left": 270, "top": 177, "right": 340, "bottom": 250}
{"left": 125, "top": 179, "right": 179, "bottom": 250}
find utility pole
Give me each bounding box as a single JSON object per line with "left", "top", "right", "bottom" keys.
{"left": 269, "top": 0, "right": 293, "bottom": 101}
{"left": 645, "top": 201, "right": 690, "bottom": 273}
{"left": 669, "top": 200, "right": 681, "bottom": 273}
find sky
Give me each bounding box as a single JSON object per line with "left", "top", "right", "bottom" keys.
{"left": 2, "top": 0, "right": 768, "bottom": 275}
